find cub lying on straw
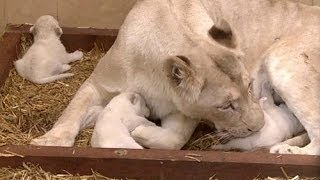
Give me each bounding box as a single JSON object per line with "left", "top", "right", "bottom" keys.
{"left": 91, "top": 93, "right": 155, "bottom": 149}
{"left": 14, "top": 15, "right": 83, "bottom": 84}
{"left": 212, "top": 83, "right": 305, "bottom": 152}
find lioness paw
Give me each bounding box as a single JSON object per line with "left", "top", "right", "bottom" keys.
{"left": 31, "top": 134, "right": 74, "bottom": 147}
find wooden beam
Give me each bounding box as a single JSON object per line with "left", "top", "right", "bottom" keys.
{"left": 0, "top": 145, "right": 320, "bottom": 179}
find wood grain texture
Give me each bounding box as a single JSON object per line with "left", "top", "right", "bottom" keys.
{"left": 1, "top": 0, "right": 319, "bottom": 35}
{"left": 313, "top": 0, "right": 320, "bottom": 6}
{"left": 299, "top": 0, "right": 313, "bottom": 5}
{"left": 5, "top": 0, "right": 57, "bottom": 24}
{"left": 0, "top": 0, "right": 5, "bottom": 34}
{"left": 0, "top": 145, "right": 319, "bottom": 180}
{"left": 58, "top": 0, "right": 136, "bottom": 29}
{"left": 0, "top": 33, "right": 20, "bottom": 86}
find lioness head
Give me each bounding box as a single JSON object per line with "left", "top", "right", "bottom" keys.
{"left": 164, "top": 43, "right": 264, "bottom": 138}
{"left": 30, "top": 15, "right": 63, "bottom": 39}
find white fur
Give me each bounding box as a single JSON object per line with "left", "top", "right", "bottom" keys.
{"left": 14, "top": 15, "right": 83, "bottom": 84}
{"left": 91, "top": 92, "right": 155, "bottom": 149}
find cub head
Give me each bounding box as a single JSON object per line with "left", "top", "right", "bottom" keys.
{"left": 113, "top": 92, "right": 150, "bottom": 118}
{"left": 164, "top": 43, "right": 264, "bottom": 138}
{"left": 30, "top": 15, "right": 63, "bottom": 40}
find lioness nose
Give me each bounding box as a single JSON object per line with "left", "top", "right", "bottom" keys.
{"left": 246, "top": 106, "right": 265, "bottom": 132}
{"left": 248, "top": 116, "right": 265, "bottom": 132}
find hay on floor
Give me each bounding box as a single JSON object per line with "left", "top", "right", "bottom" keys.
{"left": 0, "top": 163, "right": 117, "bottom": 180}
{"left": 0, "top": 163, "right": 316, "bottom": 180}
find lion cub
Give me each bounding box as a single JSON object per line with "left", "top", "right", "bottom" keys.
{"left": 14, "top": 15, "right": 83, "bottom": 84}
{"left": 91, "top": 92, "right": 155, "bottom": 149}
{"left": 212, "top": 96, "right": 305, "bottom": 151}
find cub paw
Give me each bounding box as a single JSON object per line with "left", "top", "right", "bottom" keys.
{"left": 131, "top": 125, "right": 150, "bottom": 143}
{"left": 72, "top": 50, "right": 84, "bottom": 60}
{"left": 270, "top": 144, "right": 305, "bottom": 155}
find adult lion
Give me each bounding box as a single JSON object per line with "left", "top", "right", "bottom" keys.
{"left": 32, "top": 0, "right": 320, "bottom": 155}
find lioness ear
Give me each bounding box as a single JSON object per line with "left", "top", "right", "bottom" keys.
{"left": 29, "top": 26, "right": 37, "bottom": 35}
{"left": 208, "top": 19, "right": 237, "bottom": 49}
{"left": 166, "top": 55, "right": 191, "bottom": 86}
{"left": 165, "top": 55, "right": 203, "bottom": 102}
{"left": 54, "top": 27, "right": 63, "bottom": 37}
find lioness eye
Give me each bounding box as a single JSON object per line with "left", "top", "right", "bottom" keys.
{"left": 248, "top": 81, "right": 253, "bottom": 95}
{"left": 219, "top": 102, "right": 235, "bottom": 111}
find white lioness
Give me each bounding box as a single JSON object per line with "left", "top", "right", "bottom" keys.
{"left": 32, "top": 0, "right": 320, "bottom": 155}
{"left": 91, "top": 92, "right": 155, "bottom": 149}
{"left": 14, "top": 15, "right": 83, "bottom": 84}
{"left": 212, "top": 82, "right": 305, "bottom": 151}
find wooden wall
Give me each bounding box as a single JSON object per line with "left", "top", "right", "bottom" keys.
{"left": 0, "top": 0, "right": 136, "bottom": 34}
{"left": 0, "top": 0, "right": 319, "bottom": 34}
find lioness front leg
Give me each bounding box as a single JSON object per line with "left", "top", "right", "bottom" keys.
{"left": 131, "top": 113, "right": 199, "bottom": 150}
{"left": 31, "top": 80, "right": 107, "bottom": 146}
{"left": 265, "top": 48, "right": 320, "bottom": 155}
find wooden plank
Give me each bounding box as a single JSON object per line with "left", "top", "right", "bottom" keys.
{"left": 5, "top": 0, "right": 58, "bottom": 25}
{"left": 58, "top": 0, "right": 136, "bottom": 29}
{"left": 0, "top": 33, "right": 21, "bottom": 86}
{"left": 314, "top": 0, "right": 320, "bottom": 6}
{"left": 299, "top": 0, "right": 313, "bottom": 5}
{"left": 4, "top": 24, "right": 118, "bottom": 52}
{"left": 5, "top": 24, "right": 119, "bottom": 36}
{"left": 0, "top": 0, "right": 5, "bottom": 34}
{"left": 0, "top": 145, "right": 320, "bottom": 180}
{"left": 60, "top": 34, "right": 117, "bottom": 52}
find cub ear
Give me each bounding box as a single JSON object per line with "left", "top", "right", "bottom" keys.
{"left": 165, "top": 55, "right": 203, "bottom": 102}
{"left": 129, "top": 93, "right": 139, "bottom": 105}
{"left": 29, "top": 26, "right": 36, "bottom": 35}
{"left": 54, "top": 27, "right": 63, "bottom": 37}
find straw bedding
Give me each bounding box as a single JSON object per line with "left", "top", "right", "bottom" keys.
{"left": 0, "top": 163, "right": 116, "bottom": 180}
{"left": 0, "top": 163, "right": 317, "bottom": 180}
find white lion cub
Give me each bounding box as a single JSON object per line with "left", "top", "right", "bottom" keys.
{"left": 14, "top": 15, "right": 83, "bottom": 84}
{"left": 212, "top": 95, "right": 305, "bottom": 151}
{"left": 91, "top": 92, "right": 156, "bottom": 149}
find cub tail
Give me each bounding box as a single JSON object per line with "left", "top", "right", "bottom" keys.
{"left": 32, "top": 73, "right": 74, "bottom": 84}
